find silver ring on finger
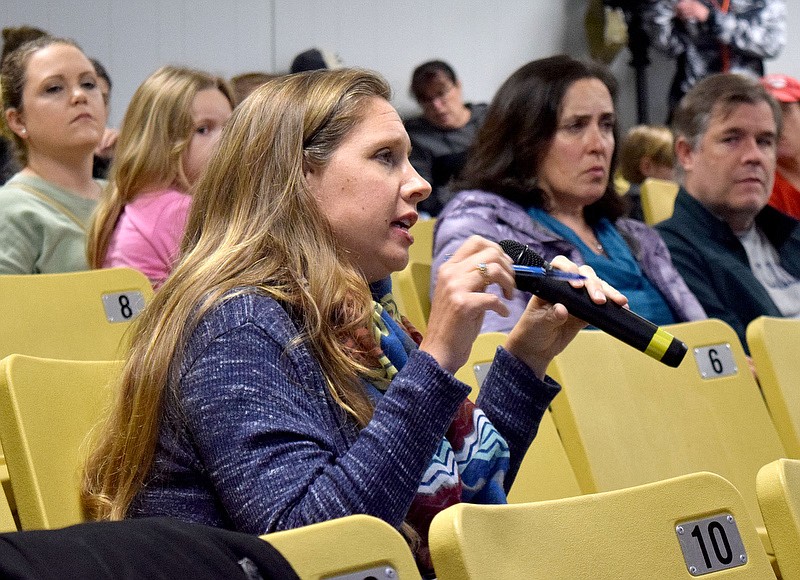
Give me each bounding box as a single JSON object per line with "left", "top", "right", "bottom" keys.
{"left": 476, "top": 262, "right": 490, "bottom": 289}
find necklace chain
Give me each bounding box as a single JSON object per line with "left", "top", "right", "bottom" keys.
{"left": 554, "top": 212, "right": 604, "bottom": 254}
{"left": 586, "top": 234, "right": 603, "bottom": 253}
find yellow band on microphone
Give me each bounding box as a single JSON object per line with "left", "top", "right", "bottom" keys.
{"left": 645, "top": 328, "right": 674, "bottom": 361}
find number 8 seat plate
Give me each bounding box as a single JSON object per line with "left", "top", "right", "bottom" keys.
{"left": 102, "top": 291, "right": 146, "bottom": 323}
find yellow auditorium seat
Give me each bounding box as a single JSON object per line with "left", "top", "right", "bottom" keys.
{"left": 430, "top": 471, "right": 774, "bottom": 580}
{"left": 546, "top": 319, "right": 786, "bottom": 557}
{"left": 0, "top": 484, "right": 14, "bottom": 533}
{"left": 262, "top": 514, "right": 420, "bottom": 580}
{"left": 0, "top": 268, "right": 151, "bottom": 521}
{"left": 746, "top": 316, "right": 800, "bottom": 458}
{"left": 454, "top": 332, "right": 509, "bottom": 393}
{"left": 613, "top": 172, "right": 631, "bottom": 195}
{"left": 455, "top": 332, "right": 582, "bottom": 503}
{"left": 0, "top": 355, "right": 122, "bottom": 530}
{"left": 640, "top": 177, "right": 679, "bottom": 225}
{"left": 391, "top": 261, "right": 431, "bottom": 333}
{"left": 391, "top": 219, "right": 436, "bottom": 332}
{"left": 0, "top": 464, "right": 9, "bottom": 522}
{"left": 407, "top": 218, "right": 435, "bottom": 266}
{"left": 0, "top": 267, "right": 153, "bottom": 362}
{"left": 758, "top": 459, "right": 800, "bottom": 580}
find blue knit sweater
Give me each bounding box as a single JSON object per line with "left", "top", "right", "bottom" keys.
{"left": 130, "top": 290, "right": 561, "bottom": 534}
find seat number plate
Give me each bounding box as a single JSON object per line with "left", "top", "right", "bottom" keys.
{"left": 676, "top": 513, "right": 747, "bottom": 576}
{"left": 473, "top": 363, "right": 491, "bottom": 387}
{"left": 693, "top": 344, "right": 737, "bottom": 379}
{"left": 326, "top": 565, "right": 398, "bottom": 580}
{"left": 102, "top": 291, "right": 146, "bottom": 323}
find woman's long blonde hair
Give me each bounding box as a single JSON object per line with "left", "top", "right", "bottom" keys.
{"left": 82, "top": 68, "right": 393, "bottom": 521}
{"left": 86, "top": 65, "right": 234, "bottom": 268}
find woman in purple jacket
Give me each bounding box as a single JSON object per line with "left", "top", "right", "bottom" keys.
{"left": 433, "top": 55, "right": 706, "bottom": 333}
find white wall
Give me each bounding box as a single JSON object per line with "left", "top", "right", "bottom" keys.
{"left": 4, "top": 0, "right": 800, "bottom": 130}
{"left": 273, "top": 0, "right": 571, "bottom": 117}
{"left": 4, "top": 0, "right": 274, "bottom": 127}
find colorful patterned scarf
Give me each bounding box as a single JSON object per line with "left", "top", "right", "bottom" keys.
{"left": 355, "top": 278, "right": 510, "bottom": 564}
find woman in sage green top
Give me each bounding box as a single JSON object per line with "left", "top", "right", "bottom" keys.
{"left": 0, "top": 36, "right": 106, "bottom": 274}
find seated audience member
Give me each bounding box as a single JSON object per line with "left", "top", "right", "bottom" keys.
{"left": 618, "top": 124, "right": 676, "bottom": 221}
{"left": 405, "top": 60, "right": 487, "bottom": 216}
{"left": 0, "top": 25, "right": 49, "bottom": 184}
{"left": 81, "top": 68, "right": 623, "bottom": 574}
{"left": 432, "top": 55, "right": 705, "bottom": 334}
{"left": 0, "top": 36, "right": 107, "bottom": 274}
{"left": 90, "top": 57, "right": 118, "bottom": 180}
{"left": 87, "top": 66, "right": 234, "bottom": 289}
{"left": 289, "top": 47, "right": 342, "bottom": 73}
{"left": 657, "top": 73, "right": 800, "bottom": 346}
{"left": 643, "top": 0, "right": 786, "bottom": 120}
{"left": 761, "top": 74, "right": 800, "bottom": 220}
{"left": 230, "top": 71, "right": 280, "bottom": 105}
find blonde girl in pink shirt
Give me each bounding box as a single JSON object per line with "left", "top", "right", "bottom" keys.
{"left": 88, "top": 66, "right": 234, "bottom": 288}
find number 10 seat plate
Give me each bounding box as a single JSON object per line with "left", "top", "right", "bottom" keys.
{"left": 675, "top": 513, "right": 747, "bottom": 576}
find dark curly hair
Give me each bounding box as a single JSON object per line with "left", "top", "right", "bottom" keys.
{"left": 453, "top": 54, "right": 626, "bottom": 224}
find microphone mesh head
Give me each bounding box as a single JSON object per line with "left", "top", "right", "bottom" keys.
{"left": 499, "top": 239, "right": 546, "bottom": 267}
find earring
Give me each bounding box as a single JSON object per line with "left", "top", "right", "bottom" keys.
{"left": 20, "top": 128, "right": 26, "bottom": 135}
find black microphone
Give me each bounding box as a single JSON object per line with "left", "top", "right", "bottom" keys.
{"left": 499, "top": 239, "right": 687, "bottom": 368}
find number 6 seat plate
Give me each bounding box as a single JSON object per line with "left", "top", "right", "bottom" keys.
{"left": 675, "top": 513, "right": 747, "bottom": 576}
{"left": 693, "top": 344, "right": 738, "bottom": 379}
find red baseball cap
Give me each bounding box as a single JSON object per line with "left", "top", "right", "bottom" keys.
{"left": 761, "top": 74, "right": 800, "bottom": 103}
